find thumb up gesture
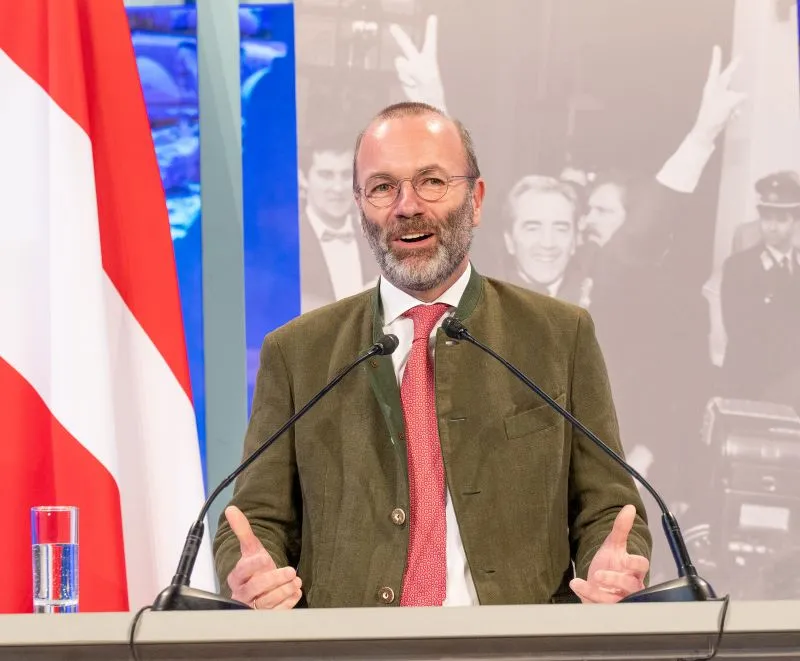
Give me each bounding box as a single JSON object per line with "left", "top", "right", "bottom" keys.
{"left": 224, "top": 505, "right": 302, "bottom": 609}
{"left": 569, "top": 505, "right": 650, "bottom": 603}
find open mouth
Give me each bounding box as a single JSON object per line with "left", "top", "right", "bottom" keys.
{"left": 398, "top": 232, "right": 434, "bottom": 243}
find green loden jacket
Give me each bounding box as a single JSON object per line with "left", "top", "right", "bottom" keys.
{"left": 213, "top": 266, "right": 652, "bottom": 607}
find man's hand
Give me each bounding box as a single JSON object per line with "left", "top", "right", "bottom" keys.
{"left": 691, "top": 45, "right": 747, "bottom": 147}
{"left": 388, "top": 15, "right": 447, "bottom": 112}
{"left": 224, "top": 505, "right": 302, "bottom": 610}
{"left": 569, "top": 504, "right": 649, "bottom": 604}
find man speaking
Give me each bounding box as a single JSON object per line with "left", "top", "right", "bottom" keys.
{"left": 212, "top": 102, "right": 652, "bottom": 608}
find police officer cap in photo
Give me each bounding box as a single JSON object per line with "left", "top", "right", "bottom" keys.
{"left": 755, "top": 170, "right": 800, "bottom": 212}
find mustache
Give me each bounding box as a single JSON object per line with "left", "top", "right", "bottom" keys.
{"left": 381, "top": 217, "right": 440, "bottom": 240}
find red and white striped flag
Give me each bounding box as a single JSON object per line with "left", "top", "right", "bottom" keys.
{"left": 0, "top": 0, "right": 213, "bottom": 612}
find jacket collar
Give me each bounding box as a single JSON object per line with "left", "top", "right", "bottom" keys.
{"left": 371, "top": 262, "right": 483, "bottom": 340}
{"left": 760, "top": 246, "right": 798, "bottom": 273}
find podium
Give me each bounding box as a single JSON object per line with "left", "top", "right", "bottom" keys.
{"left": 0, "top": 601, "right": 798, "bottom": 660}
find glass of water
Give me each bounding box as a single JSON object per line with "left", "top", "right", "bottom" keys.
{"left": 31, "top": 506, "right": 79, "bottom": 613}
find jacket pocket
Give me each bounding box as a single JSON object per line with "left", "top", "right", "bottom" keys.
{"left": 503, "top": 393, "right": 567, "bottom": 440}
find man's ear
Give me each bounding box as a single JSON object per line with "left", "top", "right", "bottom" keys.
{"left": 503, "top": 230, "right": 516, "bottom": 256}
{"left": 471, "top": 178, "right": 486, "bottom": 229}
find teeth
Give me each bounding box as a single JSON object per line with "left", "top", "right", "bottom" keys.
{"left": 401, "top": 233, "right": 428, "bottom": 240}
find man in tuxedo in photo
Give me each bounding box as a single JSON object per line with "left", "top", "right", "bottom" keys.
{"left": 298, "top": 126, "right": 378, "bottom": 311}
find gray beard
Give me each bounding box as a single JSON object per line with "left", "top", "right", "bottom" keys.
{"left": 360, "top": 194, "right": 474, "bottom": 293}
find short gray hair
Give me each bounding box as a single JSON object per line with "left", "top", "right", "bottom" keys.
{"left": 504, "top": 175, "right": 579, "bottom": 231}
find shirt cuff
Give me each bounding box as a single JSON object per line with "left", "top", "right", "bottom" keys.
{"left": 655, "top": 132, "right": 716, "bottom": 194}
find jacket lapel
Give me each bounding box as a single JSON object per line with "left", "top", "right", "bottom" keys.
{"left": 368, "top": 283, "right": 409, "bottom": 493}
{"left": 452, "top": 265, "right": 484, "bottom": 322}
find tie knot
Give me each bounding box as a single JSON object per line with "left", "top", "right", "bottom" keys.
{"left": 404, "top": 303, "right": 450, "bottom": 340}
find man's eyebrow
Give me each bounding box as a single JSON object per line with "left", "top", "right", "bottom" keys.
{"left": 364, "top": 164, "right": 444, "bottom": 180}
{"left": 364, "top": 170, "right": 394, "bottom": 180}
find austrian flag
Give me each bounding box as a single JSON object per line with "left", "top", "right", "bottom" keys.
{"left": 0, "top": 0, "right": 213, "bottom": 612}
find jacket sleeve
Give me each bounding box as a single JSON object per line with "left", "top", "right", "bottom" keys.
{"left": 212, "top": 333, "right": 302, "bottom": 596}
{"left": 567, "top": 308, "right": 653, "bottom": 579}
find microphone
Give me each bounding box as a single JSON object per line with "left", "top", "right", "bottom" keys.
{"left": 441, "top": 317, "right": 717, "bottom": 603}
{"left": 151, "top": 334, "right": 400, "bottom": 611}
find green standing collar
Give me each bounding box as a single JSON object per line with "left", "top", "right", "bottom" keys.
{"left": 370, "top": 263, "right": 484, "bottom": 341}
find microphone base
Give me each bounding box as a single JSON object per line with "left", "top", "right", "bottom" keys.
{"left": 620, "top": 575, "right": 719, "bottom": 603}
{"left": 151, "top": 584, "right": 251, "bottom": 611}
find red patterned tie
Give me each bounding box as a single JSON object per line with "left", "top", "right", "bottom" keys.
{"left": 400, "top": 303, "right": 449, "bottom": 606}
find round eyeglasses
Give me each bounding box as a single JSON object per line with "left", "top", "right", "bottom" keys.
{"left": 358, "top": 169, "right": 476, "bottom": 208}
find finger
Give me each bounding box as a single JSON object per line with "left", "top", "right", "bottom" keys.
{"left": 706, "top": 44, "right": 721, "bottom": 83}
{"left": 570, "top": 578, "right": 623, "bottom": 604}
{"left": 251, "top": 573, "right": 302, "bottom": 609}
{"left": 230, "top": 552, "right": 275, "bottom": 584}
{"left": 604, "top": 504, "right": 637, "bottom": 550}
{"left": 623, "top": 553, "right": 650, "bottom": 580}
{"left": 719, "top": 54, "right": 742, "bottom": 87}
{"left": 592, "top": 570, "right": 645, "bottom": 596}
{"left": 228, "top": 551, "right": 277, "bottom": 588}
{"left": 423, "top": 15, "right": 438, "bottom": 58}
{"left": 272, "top": 588, "right": 303, "bottom": 610}
{"left": 569, "top": 578, "right": 594, "bottom": 603}
{"left": 389, "top": 23, "right": 420, "bottom": 59}
{"left": 236, "top": 566, "right": 297, "bottom": 605}
{"left": 225, "top": 506, "right": 266, "bottom": 558}
{"left": 394, "top": 58, "right": 417, "bottom": 87}
{"left": 728, "top": 91, "right": 748, "bottom": 111}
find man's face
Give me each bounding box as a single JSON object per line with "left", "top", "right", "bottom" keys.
{"left": 504, "top": 189, "right": 576, "bottom": 287}
{"left": 355, "top": 115, "right": 485, "bottom": 292}
{"left": 306, "top": 150, "right": 354, "bottom": 222}
{"left": 759, "top": 207, "right": 797, "bottom": 252}
{"left": 582, "top": 183, "right": 626, "bottom": 246}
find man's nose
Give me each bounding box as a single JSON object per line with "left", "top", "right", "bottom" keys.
{"left": 540, "top": 227, "right": 556, "bottom": 247}
{"left": 394, "top": 180, "right": 425, "bottom": 217}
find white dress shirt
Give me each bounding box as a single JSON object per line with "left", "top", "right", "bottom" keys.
{"left": 379, "top": 263, "right": 479, "bottom": 606}
{"left": 656, "top": 130, "right": 716, "bottom": 194}
{"left": 765, "top": 245, "right": 794, "bottom": 274}
{"left": 305, "top": 205, "right": 364, "bottom": 300}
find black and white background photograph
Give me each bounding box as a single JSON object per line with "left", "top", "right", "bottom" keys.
{"left": 293, "top": 0, "right": 800, "bottom": 599}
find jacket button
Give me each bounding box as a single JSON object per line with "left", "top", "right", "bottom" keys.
{"left": 369, "top": 359, "right": 379, "bottom": 368}
{"left": 378, "top": 586, "right": 395, "bottom": 604}
{"left": 390, "top": 508, "right": 406, "bottom": 526}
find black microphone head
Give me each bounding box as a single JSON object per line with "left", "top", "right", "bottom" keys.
{"left": 374, "top": 334, "right": 399, "bottom": 355}
{"left": 442, "top": 316, "right": 467, "bottom": 339}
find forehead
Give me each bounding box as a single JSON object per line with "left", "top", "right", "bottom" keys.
{"left": 356, "top": 114, "right": 466, "bottom": 179}
{"left": 513, "top": 189, "right": 575, "bottom": 222}
{"left": 588, "top": 183, "right": 623, "bottom": 206}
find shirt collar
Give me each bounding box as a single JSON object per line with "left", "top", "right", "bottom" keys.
{"left": 514, "top": 267, "right": 562, "bottom": 296}
{"left": 305, "top": 204, "right": 354, "bottom": 241}
{"left": 763, "top": 245, "right": 795, "bottom": 273}
{"left": 380, "top": 263, "right": 473, "bottom": 325}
